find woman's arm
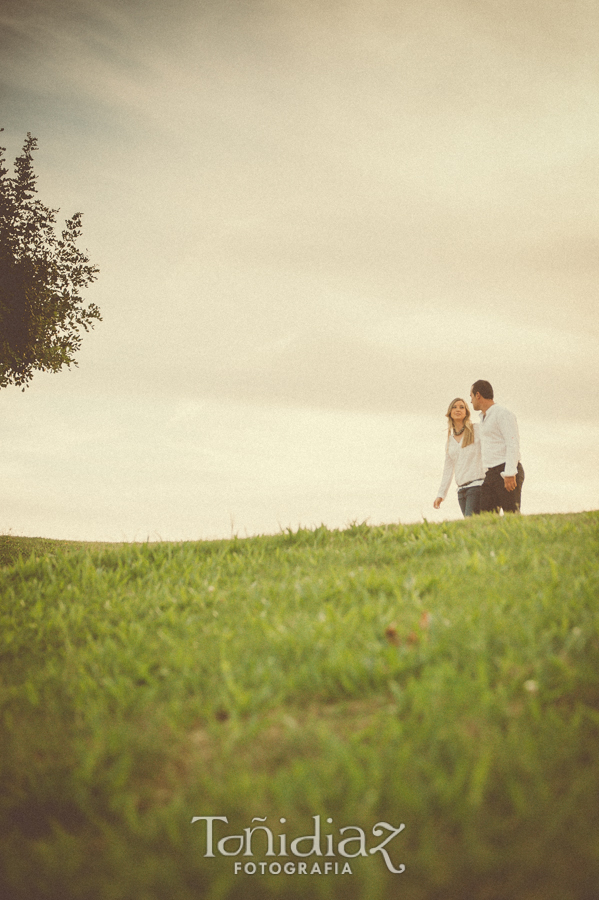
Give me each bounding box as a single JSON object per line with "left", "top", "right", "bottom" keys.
{"left": 435, "top": 442, "right": 455, "bottom": 507}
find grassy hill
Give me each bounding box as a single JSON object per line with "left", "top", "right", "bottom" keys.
{"left": 1, "top": 511, "right": 598, "bottom": 900}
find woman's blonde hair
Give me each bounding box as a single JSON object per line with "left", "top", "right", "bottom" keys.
{"left": 446, "top": 397, "right": 475, "bottom": 448}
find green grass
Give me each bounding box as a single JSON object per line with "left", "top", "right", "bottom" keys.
{"left": 1, "top": 512, "right": 598, "bottom": 900}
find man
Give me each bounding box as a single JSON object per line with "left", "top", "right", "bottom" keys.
{"left": 470, "top": 380, "right": 524, "bottom": 514}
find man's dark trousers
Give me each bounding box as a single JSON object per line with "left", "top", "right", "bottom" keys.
{"left": 480, "top": 462, "right": 525, "bottom": 513}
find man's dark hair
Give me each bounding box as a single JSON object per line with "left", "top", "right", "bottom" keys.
{"left": 471, "top": 380, "right": 494, "bottom": 400}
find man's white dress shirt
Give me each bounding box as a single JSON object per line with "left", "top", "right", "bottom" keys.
{"left": 437, "top": 424, "right": 485, "bottom": 500}
{"left": 479, "top": 404, "right": 520, "bottom": 477}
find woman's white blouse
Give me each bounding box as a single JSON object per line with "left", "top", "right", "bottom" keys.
{"left": 437, "top": 423, "right": 485, "bottom": 499}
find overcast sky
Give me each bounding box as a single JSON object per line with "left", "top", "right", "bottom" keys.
{"left": 1, "top": 0, "right": 598, "bottom": 541}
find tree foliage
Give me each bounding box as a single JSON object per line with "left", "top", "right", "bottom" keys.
{"left": 0, "top": 131, "right": 100, "bottom": 389}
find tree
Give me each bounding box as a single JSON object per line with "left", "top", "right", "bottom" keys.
{"left": 0, "top": 131, "right": 100, "bottom": 389}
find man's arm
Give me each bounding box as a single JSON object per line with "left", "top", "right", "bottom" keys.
{"left": 499, "top": 407, "right": 520, "bottom": 483}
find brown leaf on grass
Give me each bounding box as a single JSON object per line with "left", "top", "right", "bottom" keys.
{"left": 385, "top": 624, "right": 401, "bottom": 646}
{"left": 386, "top": 623, "right": 423, "bottom": 648}
{"left": 419, "top": 611, "right": 431, "bottom": 629}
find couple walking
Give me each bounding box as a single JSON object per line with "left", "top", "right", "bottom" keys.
{"left": 434, "top": 380, "right": 525, "bottom": 517}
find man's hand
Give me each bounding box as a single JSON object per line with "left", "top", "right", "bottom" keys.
{"left": 433, "top": 497, "right": 443, "bottom": 509}
{"left": 504, "top": 475, "right": 517, "bottom": 492}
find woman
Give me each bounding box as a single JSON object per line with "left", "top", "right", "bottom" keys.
{"left": 433, "top": 397, "right": 484, "bottom": 517}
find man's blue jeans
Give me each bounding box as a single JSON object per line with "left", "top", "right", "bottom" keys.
{"left": 457, "top": 485, "right": 481, "bottom": 517}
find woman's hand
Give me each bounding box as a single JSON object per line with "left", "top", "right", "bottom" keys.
{"left": 433, "top": 497, "right": 443, "bottom": 509}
